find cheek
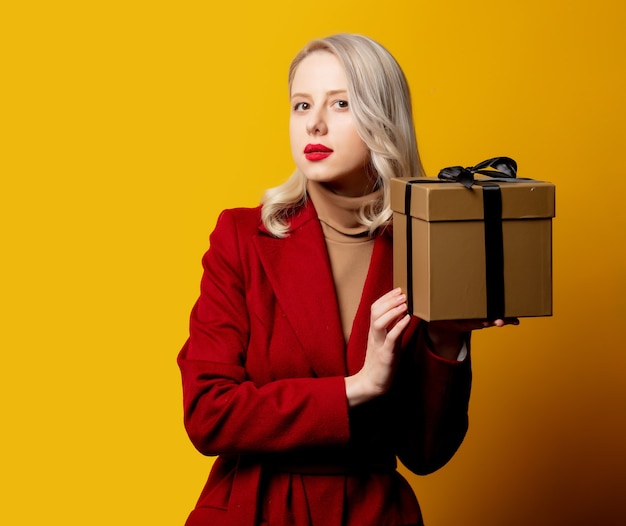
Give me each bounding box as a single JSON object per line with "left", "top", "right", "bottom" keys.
{"left": 288, "top": 118, "right": 296, "bottom": 142}
{"left": 345, "top": 130, "right": 369, "bottom": 162}
{"left": 289, "top": 120, "right": 299, "bottom": 152}
{"left": 339, "top": 120, "right": 366, "bottom": 149}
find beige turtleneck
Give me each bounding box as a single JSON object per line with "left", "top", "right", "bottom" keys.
{"left": 306, "top": 181, "right": 383, "bottom": 343}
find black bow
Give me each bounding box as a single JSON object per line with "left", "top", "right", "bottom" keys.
{"left": 438, "top": 156, "right": 518, "bottom": 188}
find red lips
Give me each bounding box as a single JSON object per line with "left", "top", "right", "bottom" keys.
{"left": 304, "top": 144, "right": 333, "bottom": 161}
{"left": 305, "top": 144, "right": 333, "bottom": 153}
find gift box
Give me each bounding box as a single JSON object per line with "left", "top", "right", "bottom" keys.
{"left": 391, "top": 161, "right": 555, "bottom": 321}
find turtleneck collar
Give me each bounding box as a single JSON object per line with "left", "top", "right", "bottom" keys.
{"left": 306, "top": 180, "right": 382, "bottom": 238}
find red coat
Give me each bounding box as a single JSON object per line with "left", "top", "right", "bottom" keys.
{"left": 178, "top": 200, "right": 472, "bottom": 525}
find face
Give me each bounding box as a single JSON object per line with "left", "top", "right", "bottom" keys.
{"left": 289, "top": 51, "right": 373, "bottom": 197}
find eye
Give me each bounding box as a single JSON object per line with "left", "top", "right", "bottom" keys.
{"left": 333, "top": 100, "right": 349, "bottom": 110}
{"left": 293, "top": 101, "right": 310, "bottom": 111}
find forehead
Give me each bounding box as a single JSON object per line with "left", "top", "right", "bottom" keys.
{"left": 290, "top": 51, "right": 347, "bottom": 94}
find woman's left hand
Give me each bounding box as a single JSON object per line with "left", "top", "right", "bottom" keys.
{"left": 426, "top": 318, "right": 520, "bottom": 360}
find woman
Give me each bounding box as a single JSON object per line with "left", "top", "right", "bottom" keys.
{"left": 178, "top": 34, "right": 517, "bottom": 525}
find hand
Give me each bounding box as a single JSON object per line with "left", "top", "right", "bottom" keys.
{"left": 426, "top": 318, "right": 520, "bottom": 360}
{"left": 345, "top": 288, "right": 411, "bottom": 407}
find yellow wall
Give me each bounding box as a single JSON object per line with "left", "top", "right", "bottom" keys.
{"left": 2, "top": 1, "right": 625, "bottom": 525}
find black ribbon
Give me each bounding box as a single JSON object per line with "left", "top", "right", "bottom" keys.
{"left": 481, "top": 183, "right": 505, "bottom": 319}
{"left": 404, "top": 180, "right": 421, "bottom": 315}
{"left": 437, "top": 156, "right": 517, "bottom": 189}
{"left": 404, "top": 157, "right": 519, "bottom": 319}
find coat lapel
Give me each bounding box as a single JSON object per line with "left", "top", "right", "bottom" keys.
{"left": 253, "top": 202, "right": 347, "bottom": 377}
{"left": 346, "top": 227, "right": 421, "bottom": 375}
{"left": 345, "top": 229, "right": 393, "bottom": 375}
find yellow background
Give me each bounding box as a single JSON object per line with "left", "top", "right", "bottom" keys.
{"left": 2, "top": 1, "right": 625, "bottom": 525}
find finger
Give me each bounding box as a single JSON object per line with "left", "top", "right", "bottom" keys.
{"left": 481, "top": 318, "right": 520, "bottom": 328}
{"left": 371, "top": 288, "right": 404, "bottom": 310}
{"left": 372, "top": 301, "right": 408, "bottom": 332}
{"left": 371, "top": 291, "right": 406, "bottom": 321}
{"left": 386, "top": 313, "right": 411, "bottom": 341}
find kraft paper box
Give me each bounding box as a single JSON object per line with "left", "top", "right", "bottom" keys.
{"left": 391, "top": 176, "right": 555, "bottom": 321}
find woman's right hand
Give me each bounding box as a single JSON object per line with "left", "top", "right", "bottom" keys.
{"left": 344, "top": 288, "right": 411, "bottom": 407}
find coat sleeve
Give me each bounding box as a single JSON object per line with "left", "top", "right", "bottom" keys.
{"left": 177, "top": 209, "right": 351, "bottom": 457}
{"left": 392, "top": 324, "right": 472, "bottom": 475}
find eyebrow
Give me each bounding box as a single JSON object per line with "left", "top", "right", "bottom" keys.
{"left": 290, "top": 89, "right": 348, "bottom": 99}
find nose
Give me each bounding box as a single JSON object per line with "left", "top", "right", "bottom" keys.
{"left": 306, "top": 107, "right": 328, "bottom": 135}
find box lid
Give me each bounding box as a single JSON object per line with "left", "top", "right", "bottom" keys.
{"left": 390, "top": 176, "right": 556, "bottom": 221}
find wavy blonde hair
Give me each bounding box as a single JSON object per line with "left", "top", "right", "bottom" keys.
{"left": 261, "top": 34, "right": 424, "bottom": 237}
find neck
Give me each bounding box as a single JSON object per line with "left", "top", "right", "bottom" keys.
{"left": 319, "top": 172, "right": 379, "bottom": 197}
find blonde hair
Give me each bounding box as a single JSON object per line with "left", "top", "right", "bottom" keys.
{"left": 261, "top": 34, "right": 424, "bottom": 237}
